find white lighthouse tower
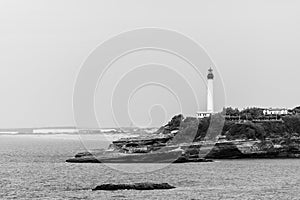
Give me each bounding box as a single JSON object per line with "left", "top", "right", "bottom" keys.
{"left": 196, "top": 67, "right": 214, "bottom": 119}
{"left": 207, "top": 67, "right": 214, "bottom": 113}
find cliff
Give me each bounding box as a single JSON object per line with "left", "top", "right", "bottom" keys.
{"left": 66, "top": 113, "right": 300, "bottom": 163}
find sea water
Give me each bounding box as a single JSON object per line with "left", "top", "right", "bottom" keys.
{"left": 0, "top": 135, "right": 299, "bottom": 200}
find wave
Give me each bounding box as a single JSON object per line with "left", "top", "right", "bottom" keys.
{"left": 0, "top": 127, "right": 158, "bottom": 137}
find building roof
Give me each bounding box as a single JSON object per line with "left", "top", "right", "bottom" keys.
{"left": 264, "top": 108, "right": 287, "bottom": 111}
{"left": 197, "top": 111, "right": 213, "bottom": 114}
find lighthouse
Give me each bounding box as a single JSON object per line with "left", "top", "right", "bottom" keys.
{"left": 196, "top": 67, "right": 214, "bottom": 119}
{"left": 207, "top": 67, "right": 214, "bottom": 113}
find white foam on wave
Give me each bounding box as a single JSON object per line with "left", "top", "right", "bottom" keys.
{"left": 0, "top": 131, "right": 19, "bottom": 135}
{"left": 33, "top": 129, "right": 79, "bottom": 134}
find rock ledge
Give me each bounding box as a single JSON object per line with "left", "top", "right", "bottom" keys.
{"left": 92, "top": 182, "right": 176, "bottom": 191}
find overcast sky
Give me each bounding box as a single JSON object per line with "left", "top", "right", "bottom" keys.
{"left": 0, "top": 0, "right": 299, "bottom": 128}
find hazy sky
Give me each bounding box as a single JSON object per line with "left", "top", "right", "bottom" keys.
{"left": 0, "top": 0, "right": 300, "bottom": 128}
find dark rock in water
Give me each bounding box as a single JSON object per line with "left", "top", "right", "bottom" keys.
{"left": 67, "top": 151, "right": 181, "bottom": 163}
{"left": 92, "top": 182, "right": 176, "bottom": 191}
{"left": 66, "top": 156, "right": 100, "bottom": 163}
{"left": 66, "top": 150, "right": 214, "bottom": 163}
{"left": 174, "top": 156, "right": 213, "bottom": 163}
{"left": 74, "top": 149, "right": 106, "bottom": 158}
{"left": 74, "top": 151, "right": 93, "bottom": 158}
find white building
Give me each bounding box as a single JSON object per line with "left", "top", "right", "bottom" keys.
{"left": 197, "top": 67, "right": 214, "bottom": 119}
{"left": 196, "top": 112, "right": 212, "bottom": 119}
{"left": 263, "top": 108, "right": 288, "bottom": 115}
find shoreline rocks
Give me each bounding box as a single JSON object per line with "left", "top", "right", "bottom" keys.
{"left": 66, "top": 113, "right": 300, "bottom": 163}
{"left": 66, "top": 150, "right": 213, "bottom": 163}
{"left": 66, "top": 139, "right": 300, "bottom": 163}
{"left": 92, "top": 182, "right": 176, "bottom": 191}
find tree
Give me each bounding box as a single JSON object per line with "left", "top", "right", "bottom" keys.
{"left": 223, "top": 107, "right": 240, "bottom": 116}
{"left": 240, "top": 107, "right": 264, "bottom": 119}
{"left": 224, "top": 122, "right": 265, "bottom": 140}
{"left": 283, "top": 115, "right": 300, "bottom": 134}
{"left": 293, "top": 106, "right": 300, "bottom": 114}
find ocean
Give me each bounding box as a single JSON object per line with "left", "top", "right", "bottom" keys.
{"left": 0, "top": 135, "right": 299, "bottom": 200}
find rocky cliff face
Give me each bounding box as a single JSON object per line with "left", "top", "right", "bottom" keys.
{"left": 205, "top": 142, "right": 244, "bottom": 159}
{"left": 108, "top": 134, "right": 173, "bottom": 153}
{"left": 66, "top": 114, "right": 300, "bottom": 163}
{"left": 204, "top": 140, "right": 300, "bottom": 159}
{"left": 66, "top": 139, "right": 300, "bottom": 163}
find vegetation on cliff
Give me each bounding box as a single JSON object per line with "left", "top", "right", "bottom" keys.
{"left": 156, "top": 107, "right": 300, "bottom": 142}
{"left": 207, "top": 115, "right": 300, "bottom": 141}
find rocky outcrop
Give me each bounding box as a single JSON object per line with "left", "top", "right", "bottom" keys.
{"left": 74, "top": 151, "right": 93, "bottom": 158}
{"left": 109, "top": 134, "right": 173, "bottom": 153}
{"left": 92, "top": 182, "right": 175, "bottom": 191}
{"left": 66, "top": 113, "right": 300, "bottom": 163}
{"left": 66, "top": 139, "right": 300, "bottom": 163}
{"left": 66, "top": 156, "right": 100, "bottom": 163}
{"left": 204, "top": 140, "right": 300, "bottom": 159}
{"left": 66, "top": 150, "right": 213, "bottom": 163}
{"left": 205, "top": 142, "right": 244, "bottom": 159}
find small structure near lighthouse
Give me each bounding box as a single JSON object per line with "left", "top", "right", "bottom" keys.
{"left": 196, "top": 67, "right": 215, "bottom": 119}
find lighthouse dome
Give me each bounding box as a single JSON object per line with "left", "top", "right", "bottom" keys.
{"left": 207, "top": 68, "right": 214, "bottom": 79}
